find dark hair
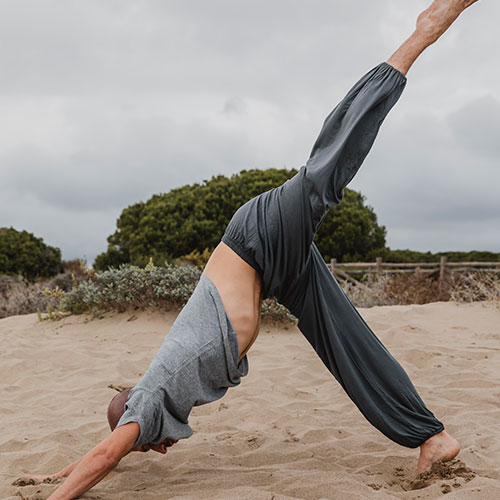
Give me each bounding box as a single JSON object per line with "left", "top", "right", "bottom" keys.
{"left": 107, "top": 387, "right": 132, "bottom": 431}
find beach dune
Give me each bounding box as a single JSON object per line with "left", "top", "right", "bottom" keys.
{"left": 1, "top": 301, "right": 499, "bottom": 499}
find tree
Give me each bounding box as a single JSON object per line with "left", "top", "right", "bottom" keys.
{"left": 314, "top": 189, "right": 386, "bottom": 262}
{"left": 94, "top": 168, "right": 387, "bottom": 269}
{"left": 0, "top": 227, "right": 62, "bottom": 280}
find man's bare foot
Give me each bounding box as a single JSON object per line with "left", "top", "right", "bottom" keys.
{"left": 387, "top": 0, "right": 480, "bottom": 75}
{"left": 416, "top": 0, "right": 480, "bottom": 45}
{"left": 417, "top": 430, "right": 460, "bottom": 475}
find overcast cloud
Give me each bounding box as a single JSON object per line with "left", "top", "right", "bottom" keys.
{"left": 0, "top": 0, "right": 498, "bottom": 264}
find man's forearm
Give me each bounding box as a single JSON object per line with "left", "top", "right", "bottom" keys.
{"left": 46, "top": 448, "right": 117, "bottom": 500}
{"left": 45, "top": 423, "right": 139, "bottom": 500}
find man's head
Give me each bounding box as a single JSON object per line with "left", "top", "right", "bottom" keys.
{"left": 106, "top": 387, "right": 177, "bottom": 454}
{"left": 107, "top": 387, "right": 132, "bottom": 432}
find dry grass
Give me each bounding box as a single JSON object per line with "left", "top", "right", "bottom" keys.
{"left": 341, "top": 271, "right": 500, "bottom": 308}
{"left": 1, "top": 269, "right": 498, "bottom": 321}
{"left": 0, "top": 273, "right": 74, "bottom": 319}
{"left": 448, "top": 271, "right": 500, "bottom": 304}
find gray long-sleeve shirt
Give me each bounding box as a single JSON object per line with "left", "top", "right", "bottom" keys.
{"left": 117, "top": 273, "right": 248, "bottom": 447}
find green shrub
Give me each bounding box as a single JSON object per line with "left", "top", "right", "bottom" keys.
{"left": 314, "top": 189, "right": 386, "bottom": 262}
{"left": 93, "top": 246, "right": 130, "bottom": 272}
{"left": 0, "top": 227, "right": 62, "bottom": 281}
{"left": 62, "top": 262, "right": 201, "bottom": 314}
{"left": 60, "top": 262, "right": 295, "bottom": 323}
{"left": 175, "top": 248, "right": 213, "bottom": 268}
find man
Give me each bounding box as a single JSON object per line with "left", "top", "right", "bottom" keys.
{"left": 28, "top": 1, "right": 479, "bottom": 498}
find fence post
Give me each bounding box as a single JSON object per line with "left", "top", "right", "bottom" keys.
{"left": 330, "top": 258, "right": 337, "bottom": 277}
{"left": 439, "top": 256, "right": 447, "bottom": 291}
{"left": 376, "top": 257, "right": 383, "bottom": 278}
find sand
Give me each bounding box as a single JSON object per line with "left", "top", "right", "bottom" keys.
{"left": 1, "top": 301, "right": 499, "bottom": 500}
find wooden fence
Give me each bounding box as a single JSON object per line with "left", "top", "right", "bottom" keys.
{"left": 327, "top": 257, "right": 500, "bottom": 290}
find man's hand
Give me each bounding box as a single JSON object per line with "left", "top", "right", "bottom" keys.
{"left": 25, "top": 458, "right": 82, "bottom": 485}
{"left": 24, "top": 474, "right": 59, "bottom": 485}
{"left": 45, "top": 422, "right": 140, "bottom": 500}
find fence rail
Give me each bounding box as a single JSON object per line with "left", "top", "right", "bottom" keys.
{"left": 327, "top": 256, "right": 500, "bottom": 290}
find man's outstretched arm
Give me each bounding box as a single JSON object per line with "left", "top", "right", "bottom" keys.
{"left": 45, "top": 422, "right": 140, "bottom": 500}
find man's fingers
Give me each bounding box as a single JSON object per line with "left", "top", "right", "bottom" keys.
{"left": 22, "top": 474, "right": 60, "bottom": 484}
{"left": 14, "top": 475, "right": 49, "bottom": 486}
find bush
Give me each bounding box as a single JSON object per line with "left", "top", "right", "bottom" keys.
{"left": 62, "top": 262, "right": 201, "bottom": 314}
{"left": 314, "top": 189, "right": 386, "bottom": 262}
{"left": 175, "top": 248, "right": 213, "bottom": 268}
{"left": 63, "top": 259, "right": 90, "bottom": 280}
{"left": 260, "top": 298, "right": 296, "bottom": 323}
{"left": 0, "top": 227, "right": 62, "bottom": 281}
{"left": 60, "top": 262, "right": 296, "bottom": 323}
{"left": 93, "top": 247, "right": 130, "bottom": 272}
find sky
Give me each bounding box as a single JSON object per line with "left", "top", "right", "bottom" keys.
{"left": 0, "top": 0, "right": 498, "bottom": 265}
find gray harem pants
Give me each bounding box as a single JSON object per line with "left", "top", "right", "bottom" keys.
{"left": 222, "top": 62, "right": 444, "bottom": 448}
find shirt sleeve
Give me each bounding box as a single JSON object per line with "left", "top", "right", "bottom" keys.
{"left": 115, "top": 388, "right": 162, "bottom": 447}
{"left": 115, "top": 387, "right": 193, "bottom": 448}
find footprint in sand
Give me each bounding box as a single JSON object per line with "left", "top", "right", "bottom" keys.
{"left": 218, "top": 402, "right": 229, "bottom": 411}
{"left": 282, "top": 428, "right": 300, "bottom": 443}
{"left": 246, "top": 436, "right": 262, "bottom": 449}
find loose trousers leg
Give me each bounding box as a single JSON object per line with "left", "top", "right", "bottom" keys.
{"left": 304, "top": 62, "right": 407, "bottom": 231}
{"left": 285, "top": 244, "right": 444, "bottom": 448}
{"left": 274, "top": 63, "right": 444, "bottom": 447}
{"left": 224, "top": 63, "right": 411, "bottom": 302}
{"left": 275, "top": 62, "right": 407, "bottom": 306}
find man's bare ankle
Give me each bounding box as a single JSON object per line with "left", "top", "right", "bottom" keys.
{"left": 417, "top": 430, "right": 460, "bottom": 474}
